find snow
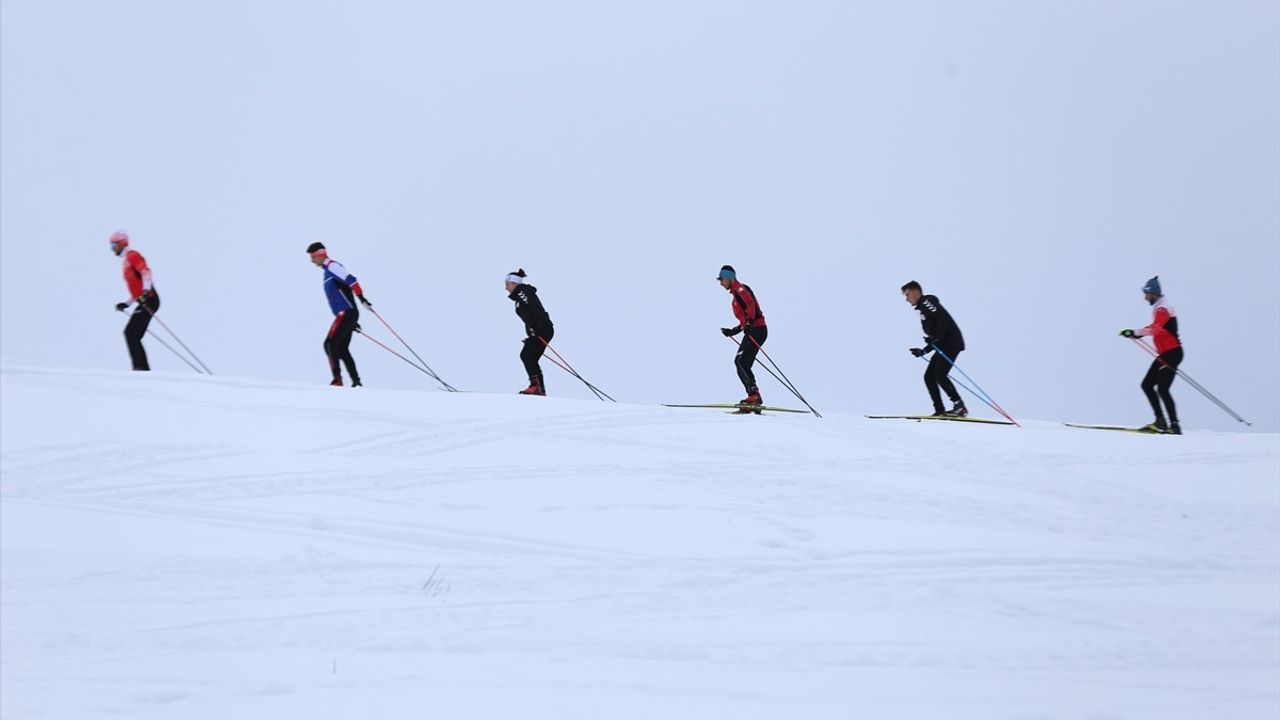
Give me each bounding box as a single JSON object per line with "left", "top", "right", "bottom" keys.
{"left": 2, "top": 364, "right": 1277, "bottom": 718}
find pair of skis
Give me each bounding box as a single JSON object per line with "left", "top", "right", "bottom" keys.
{"left": 663, "top": 403, "right": 810, "bottom": 416}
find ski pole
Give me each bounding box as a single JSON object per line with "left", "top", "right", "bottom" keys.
{"left": 138, "top": 303, "right": 214, "bottom": 375}
{"left": 143, "top": 328, "right": 205, "bottom": 374}
{"left": 729, "top": 335, "right": 822, "bottom": 418}
{"left": 538, "top": 337, "right": 616, "bottom": 402}
{"left": 928, "top": 343, "right": 1019, "bottom": 426}
{"left": 365, "top": 306, "right": 458, "bottom": 392}
{"left": 540, "top": 351, "right": 606, "bottom": 402}
{"left": 1128, "top": 338, "right": 1251, "bottom": 426}
{"left": 355, "top": 328, "right": 450, "bottom": 384}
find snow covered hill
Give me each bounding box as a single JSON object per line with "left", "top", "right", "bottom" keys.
{"left": 2, "top": 365, "right": 1277, "bottom": 719}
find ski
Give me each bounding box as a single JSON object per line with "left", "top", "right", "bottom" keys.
{"left": 1063, "top": 423, "right": 1167, "bottom": 434}
{"left": 664, "top": 403, "right": 809, "bottom": 414}
{"left": 864, "top": 415, "right": 1015, "bottom": 426}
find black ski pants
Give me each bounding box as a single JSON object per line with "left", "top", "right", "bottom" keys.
{"left": 124, "top": 292, "right": 160, "bottom": 371}
{"left": 1141, "top": 346, "right": 1183, "bottom": 423}
{"left": 924, "top": 347, "right": 962, "bottom": 412}
{"left": 521, "top": 326, "right": 554, "bottom": 385}
{"left": 324, "top": 308, "right": 360, "bottom": 383}
{"left": 735, "top": 326, "right": 768, "bottom": 394}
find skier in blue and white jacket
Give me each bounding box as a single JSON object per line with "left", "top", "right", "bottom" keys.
{"left": 307, "top": 242, "right": 370, "bottom": 387}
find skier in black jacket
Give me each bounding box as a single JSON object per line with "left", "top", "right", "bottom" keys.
{"left": 902, "top": 281, "right": 967, "bottom": 416}
{"left": 506, "top": 269, "right": 554, "bottom": 395}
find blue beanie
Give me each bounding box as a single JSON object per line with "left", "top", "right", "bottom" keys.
{"left": 1142, "top": 276, "right": 1162, "bottom": 296}
{"left": 717, "top": 265, "right": 736, "bottom": 282}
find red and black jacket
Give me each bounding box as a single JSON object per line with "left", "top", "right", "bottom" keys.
{"left": 729, "top": 281, "right": 766, "bottom": 329}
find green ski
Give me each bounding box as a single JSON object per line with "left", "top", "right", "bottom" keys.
{"left": 865, "top": 415, "right": 1015, "bottom": 426}
{"left": 664, "top": 403, "right": 809, "bottom": 414}
{"left": 1063, "top": 423, "right": 1167, "bottom": 434}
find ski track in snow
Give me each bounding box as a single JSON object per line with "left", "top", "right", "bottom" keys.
{"left": 1, "top": 365, "right": 1277, "bottom": 719}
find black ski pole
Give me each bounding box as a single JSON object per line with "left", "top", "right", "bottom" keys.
{"left": 139, "top": 304, "right": 214, "bottom": 375}
{"left": 143, "top": 328, "right": 205, "bottom": 373}
{"left": 539, "top": 337, "right": 616, "bottom": 402}
{"left": 355, "top": 328, "right": 451, "bottom": 385}
{"left": 1128, "top": 338, "right": 1251, "bottom": 426}
{"left": 729, "top": 335, "right": 822, "bottom": 418}
{"left": 366, "top": 306, "right": 458, "bottom": 392}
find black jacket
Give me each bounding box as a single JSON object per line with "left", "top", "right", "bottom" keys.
{"left": 510, "top": 284, "right": 553, "bottom": 338}
{"left": 915, "top": 294, "right": 965, "bottom": 352}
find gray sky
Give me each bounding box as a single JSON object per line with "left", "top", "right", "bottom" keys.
{"left": 3, "top": 0, "right": 1277, "bottom": 430}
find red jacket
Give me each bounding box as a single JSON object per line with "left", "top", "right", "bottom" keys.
{"left": 728, "top": 281, "right": 766, "bottom": 329}
{"left": 121, "top": 249, "right": 153, "bottom": 300}
{"left": 1136, "top": 297, "right": 1180, "bottom": 354}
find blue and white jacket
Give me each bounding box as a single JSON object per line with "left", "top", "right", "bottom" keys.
{"left": 321, "top": 260, "right": 362, "bottom": 316}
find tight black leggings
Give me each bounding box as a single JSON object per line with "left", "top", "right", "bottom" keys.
{"left": 521, "top": 326, "right": 554, "bottom": 384}
{"left": 735, "top": 326, "right": 768, "bottom": 393}
{"left": 1141, "top": 347, "right": 1183, "bottom": 423}
{"left": 324, "top": 308, "right": 360, "bottom": 383}
{"left": 924, "top": 348, "right": 962, "bottom": 411}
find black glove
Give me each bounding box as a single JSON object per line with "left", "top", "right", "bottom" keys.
{"left": 721, "top": 326, "right": 743, "bottom": 337}
{"left": 910, "top": 347, "right": 927, "bottom": 357}
{"left": 354, "top": 324, "right": 363, "bottom": 333}
{"left": 923, "top": 336, "right": 938, "bottom": 347}
{"left": 358, "top": 294, "right": 372, "bottom": 307}
{"left": 115, "top": 302, "right": 129, "bottom": 312}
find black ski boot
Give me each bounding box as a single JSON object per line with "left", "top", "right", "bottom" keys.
{"left": 944, "top": 401, "right": 968, "bottom": 418}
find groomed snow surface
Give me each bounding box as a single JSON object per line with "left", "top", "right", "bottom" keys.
{"left": 2, "top": 365, "right": 1277, "bottom": 719}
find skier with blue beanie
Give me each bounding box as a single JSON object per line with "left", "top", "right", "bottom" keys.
{"left": 1119, "top": 275, "right": 1182, "bottom": 434}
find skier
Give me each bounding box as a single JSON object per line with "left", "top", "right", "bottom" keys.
{"left": 717, "top": 265, "right": 768, "bottom": 408}
{"left": 109, "top": 230, "right": 160, "bottom": 371}
{"left": 901, "top": 281, "right": 967, "bottom": 417}
{"left": 505, "top": 269, "right": 553, "bottom": 395}
{"left": 1120, "top": 276, "right": 1182, "bottom": 434}
{"left": 307, "top": 242, "right": 369, "bottom": 387}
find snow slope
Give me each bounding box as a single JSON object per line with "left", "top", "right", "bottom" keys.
{"left": 2, "top": 365, "right": 1277, "bottom": 719}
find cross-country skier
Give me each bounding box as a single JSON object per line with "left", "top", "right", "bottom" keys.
{"left": 902, "top": 281, "right": 967, "bottom": 417}
{"left": 1120, "top": 276, "right": 1182, "bottom": 434}
{"left": 505, "top": 269, "right": 554, "bottom": 395}
{"left": 307, "top": 242, "right": 368, "bottom": 387}
{"left": 718, "top": 265, "right": 768, "bottom": 408}
{"left": 109, "top": 230, "right": 160, "bottom": 371}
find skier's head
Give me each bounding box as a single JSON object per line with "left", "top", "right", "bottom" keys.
{"left": 307, "top": 242, "right": 328, "bottom": 266}
{"left": 109, "top": 230, "right": 129, "bottom": 256}
{"left": 505, "top": 268, "right": 527, "bottom": 293}
{"left": 717, "top": 265, "right": 737, "bottom": 290}
{"left": 901, "top": 280, "right": 923, "bottom": 306}
{"left": 1142, "top": 275, "right": 1162, "bottom": 304}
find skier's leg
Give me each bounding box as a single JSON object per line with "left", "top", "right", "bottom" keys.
{"left": 124, "top": 307, "right": 152, "bottom": 371}
{"left": 936, "top": 348, "right": 962, "bottom": 405}
{"left": 520, "top": 338, "right": 545, "bottom": 391}
{"left": 1140, "top": 360, "right": 1165, "bottom": 422}
{"left": 1156, "top": 348, "right": 1182, "bottom": 424}
{"left": 735, "top": 339, "right": 760, "bottom": 394}
{"left": 923, "top": 355, "right": 946, "bottom": 412}
{"left": 335, "top": 311, "right": 360, "bottom": 384}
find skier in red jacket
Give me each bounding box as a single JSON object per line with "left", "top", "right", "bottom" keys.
{"left": 717, "top": 265, "right": 768, "bottom": 407}
{"left": 109, "top": 231, "right": 160, "bottom": 371}
{"left": 1120, "top": 276, "right": 1182, "bottom": 434}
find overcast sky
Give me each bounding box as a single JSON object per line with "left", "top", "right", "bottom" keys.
{"left": 3, "top": 0, "right": 1277, "bottom": 431}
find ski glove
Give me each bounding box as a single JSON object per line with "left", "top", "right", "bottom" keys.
{"left": 1119, "top": 329, "right": 1136, "bottom": 338}
{"left": 115, "top": 302, "right": 130, "bottom": 312}
{"left": 721, "top": 326, "right": 743, "bottom": 337}
{"left": 358, "top": 295, "right": 372, "bottom": 307}
{"left": 923, "top": 336, "right": 938, "bottom": 348}
{"left": 910, "top": 347, "right": 927, "bottom": 358}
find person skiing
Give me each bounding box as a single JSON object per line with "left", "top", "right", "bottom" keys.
{"left": 109, "top": 230, "right": 160, "bottom": 371}
{"left": 901, "top": 281, "right": 967, "bottom": 417}
{"left": 505, "top": 269, "right": 554, "bottom": 395}
{"left": 717, "top": 265, "right": 768, "bottom": 408}
{"left": 307, "top": 242, "right": 369, "bottom": 387}
{"left": 1120, "top": 276, "right": 1182, "bottom": 434}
